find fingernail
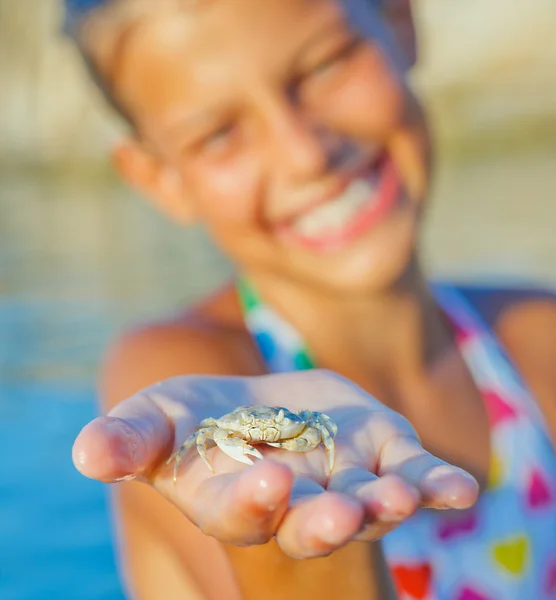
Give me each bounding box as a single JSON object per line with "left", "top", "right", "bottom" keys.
{"left": 73, "top": 448, "right": 87, "bottom": 468}
{"left": 106, "top": 418, "right": 140, "bottom": 467}
{"left": 106, "top": 474, "right": 137, "bottom": 483}
{"left": 425, "top": 466, "right": 479, "bottom": 503}
{"left": 253, "top": 478, "right": 277, "bottom": 509}
{"left": 372, "top": 502, "right": 414, "bottom": 523}
{"left": 377, "top": 510, "right": 407, "bottom": 523}
{"left": 426, "top": 466, "right": 477, "bottom": 486}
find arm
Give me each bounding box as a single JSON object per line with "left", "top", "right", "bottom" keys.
{"left": 99, "top": 323, "right": 251, "bottom": 600}
{"left": 75, "top": 322, "right": 478, "bottom": 600}
{"left": 99, "top": 323, "right": 400, "bottom": 600}
{"left": 496, "top": 294, "right": 556, "bottom": 444}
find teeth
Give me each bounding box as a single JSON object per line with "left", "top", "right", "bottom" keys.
{"left": 293, "top": 176, "right": 378, "bottom": 237}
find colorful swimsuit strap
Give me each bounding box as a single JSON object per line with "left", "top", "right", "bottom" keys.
{"left": 236, "top": 278, "right": 315, "bottom": 373}
{"left": 237, "top": 277, "right": 547, "bottom": 433}
{"left": 237, "top": 277, "right": 499, "bottom": 371}
{"left": 432, "top": 282, "right": 550, "bottom": 434}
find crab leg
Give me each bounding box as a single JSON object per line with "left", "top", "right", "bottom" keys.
{"left": 195, "top": 426, "right": 219, "bottom": 473}
{"left": 266, "top": 426, "right": 322, "bottom": 460}
{"left": 167, "top": 426, "right": 217, "bottom": 482}
{"left": 304, "top": 411, "right": 338, "bottom": 473}
{"left": 213, "top": 429, "right": 264, "bottom": 466}
{"left": 268, "top": 424, "right": 336, "bottom": 474}
{"left": 299, "top": 410, "right": 338, "bottom": 437}
{"left": 314, "top": 422, "right": 336, "bottom": 474}
{"left": 316, "top": 412, "right": 338, "bottom": 437}
{"left": 167, "top": 430, "right": 197, "bottom": 484}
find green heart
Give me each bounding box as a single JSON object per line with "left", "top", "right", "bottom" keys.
{"left": 492, "top": 536, "right": 529, "bottom": 576}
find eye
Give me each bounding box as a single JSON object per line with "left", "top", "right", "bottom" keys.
{"left": 305, "top": 37, "right": 363, "bottom": 79}
{"left": 197, "top": 123, "right": 237, "bottom": 153}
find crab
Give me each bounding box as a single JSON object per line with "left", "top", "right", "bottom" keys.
{"left": 167, "top": 406, "right": 338, "bottom": 482}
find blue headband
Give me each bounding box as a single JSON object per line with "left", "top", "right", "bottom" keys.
{"left": 63, "top": 0, "right": 111, "bottom": 34}
{"left": 64, "top": 0, "right": 110, "bottom": 15}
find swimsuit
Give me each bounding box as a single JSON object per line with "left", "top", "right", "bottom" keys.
{"left": 238, "top": 280, "right": 556, "bottom": 600}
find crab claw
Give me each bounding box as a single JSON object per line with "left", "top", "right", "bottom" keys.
{"left": 214, "top": 436, "right": 264, "bottom": 466}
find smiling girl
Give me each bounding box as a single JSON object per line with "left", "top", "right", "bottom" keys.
{"left": 69, "top": 1, "right": 556, "bottom": 599}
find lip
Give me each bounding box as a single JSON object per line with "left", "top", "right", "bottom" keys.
{"left": 276, "top": 152, "right": 400, "bottom": 252}
{"left": 277, "top": 152, "right": 385, "bottom": 225}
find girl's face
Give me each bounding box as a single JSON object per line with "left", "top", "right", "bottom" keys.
{"left": 108, "top": 0, "right": 431, "bottom": 294}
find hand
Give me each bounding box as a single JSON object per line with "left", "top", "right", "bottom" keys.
{"left": 73, "top": 370, "right": 478, "bottom": 559}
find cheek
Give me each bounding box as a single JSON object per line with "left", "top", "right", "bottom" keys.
{"left": 390, "top": 94, "right": 432, "bottom": 203}
{"left": 184, "top": 154, "right": 262, "bottom": 226}
{"left": 318, "top": 53, "right": 407, "bottom": 139}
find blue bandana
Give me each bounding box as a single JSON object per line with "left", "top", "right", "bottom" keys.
{"left": 63, "top": 0, "right": 111, "bottom": 34}
{"left": 64, "top": 0, "right": 110, "bottom": 15}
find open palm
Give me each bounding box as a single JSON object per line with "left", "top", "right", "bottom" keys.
{"left": 73, "top": 370, "right": 478, "bottom": 558}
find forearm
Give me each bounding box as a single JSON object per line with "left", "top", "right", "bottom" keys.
{"left": 226, "top": 539, "right": 397, "bottom": 600}
{"left": 113, "top": 483, "right": 241, "bottom": 600}
{"left": 115, "top": 482, "right": 398, "bottom": 600}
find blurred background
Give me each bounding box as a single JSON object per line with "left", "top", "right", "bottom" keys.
{"left": 0, "top": 1, "right": 555, "bottom": 598}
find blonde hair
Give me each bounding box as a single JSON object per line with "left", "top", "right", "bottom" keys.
{"left": 64, "top": 0, "right": 139, "bottom": 124}
{"left": 65, "top": 0, "right": 206, "bottom": 125}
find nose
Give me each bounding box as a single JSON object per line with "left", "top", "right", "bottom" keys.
{"left": 263, "top": 97, "right": 333, "bottom": 183}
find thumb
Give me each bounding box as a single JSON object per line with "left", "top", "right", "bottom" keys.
{"left": 72, "top": 396, "right": 174, "bottom": 483}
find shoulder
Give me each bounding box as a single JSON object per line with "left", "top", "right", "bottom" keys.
{"left": 452, "top": 281, "right": 556, "bottom": 441}
{"left": 99, "top": 284, "right": 265, "bottom": 411}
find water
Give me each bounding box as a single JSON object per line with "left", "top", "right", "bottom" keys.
{"left": 0, "top": 142, "right": 555, "bottom": 599}
{"left": 0, "top": 382, "right": 124, "bottom": 600}
{"left": 0, "top": 169, "right": 231, "bottom": 600}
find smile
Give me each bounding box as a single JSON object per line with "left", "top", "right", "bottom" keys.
{"left": 278, "top": 151, "right": 400, "bottom": 251}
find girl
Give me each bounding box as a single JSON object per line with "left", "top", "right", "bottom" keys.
{"left": 69, "top": 0, "right": 556, "bottom": 598}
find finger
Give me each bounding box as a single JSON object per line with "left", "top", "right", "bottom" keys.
{"left": 184, "top": 460, "right": 293, "bottom": 546}
{"left": 378, "top": 435, "right": 479, "bottom": 509}
{"left": 328, "top": 468, "right": 420, "bottom": 541}
{"left": 72, "top": 393, "right": 175, "bottom": 482}
{"left": 275, "top": 478, "right": 364, "bottom": 559}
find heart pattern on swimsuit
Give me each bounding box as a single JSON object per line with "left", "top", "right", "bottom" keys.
{"left": 483, "top": 390, "right": 518, "bottom": 427}
{"left": 391, "top": 563, "right": 432, "bottom": 599}
{"left": 545, "top": 559, "right": 556, "bottom": 596}
{"left": 492, "top": 536, "right": 529, "bottom": 576}
{"left": 456, "top": 586, "right": 491, "bottom": 600}
{"left": 527, "top": 469, "right": 553, "bottom": 509}
{"left": 437, "top": 510, "right": 478, "bottom": 541}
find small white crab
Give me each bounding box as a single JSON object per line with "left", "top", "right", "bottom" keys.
{"left": 168, "top": 406, "right": 338, "bottom": 481}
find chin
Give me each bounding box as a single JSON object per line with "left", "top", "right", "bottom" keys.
{"left": 299, "top": 208, "right": 420, "bottom": 296}
{"left": 281, "top": 230, "right": 419, "bottom": 299}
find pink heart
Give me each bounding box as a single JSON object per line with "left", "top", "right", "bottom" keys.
{"left": 545, "top": 560, "right": 556, "bottom": 595}
{"left": 528, "top": 470, "right": 553, "bottom": 509}
{"left": 483, "top": 390, "right": 517, "bottom": 427}
{"left": 457, "top": 587, "right": 490, "bottom": 600}
{"left": 437, "top": 510, "right": 478, "bottom": 541}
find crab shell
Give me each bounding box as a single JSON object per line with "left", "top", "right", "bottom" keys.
{"left": 168, "top": 405, "right": 338, "bottom": 480}
{"left": 208, "top": 406, "right": 306, "bottom": 442}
